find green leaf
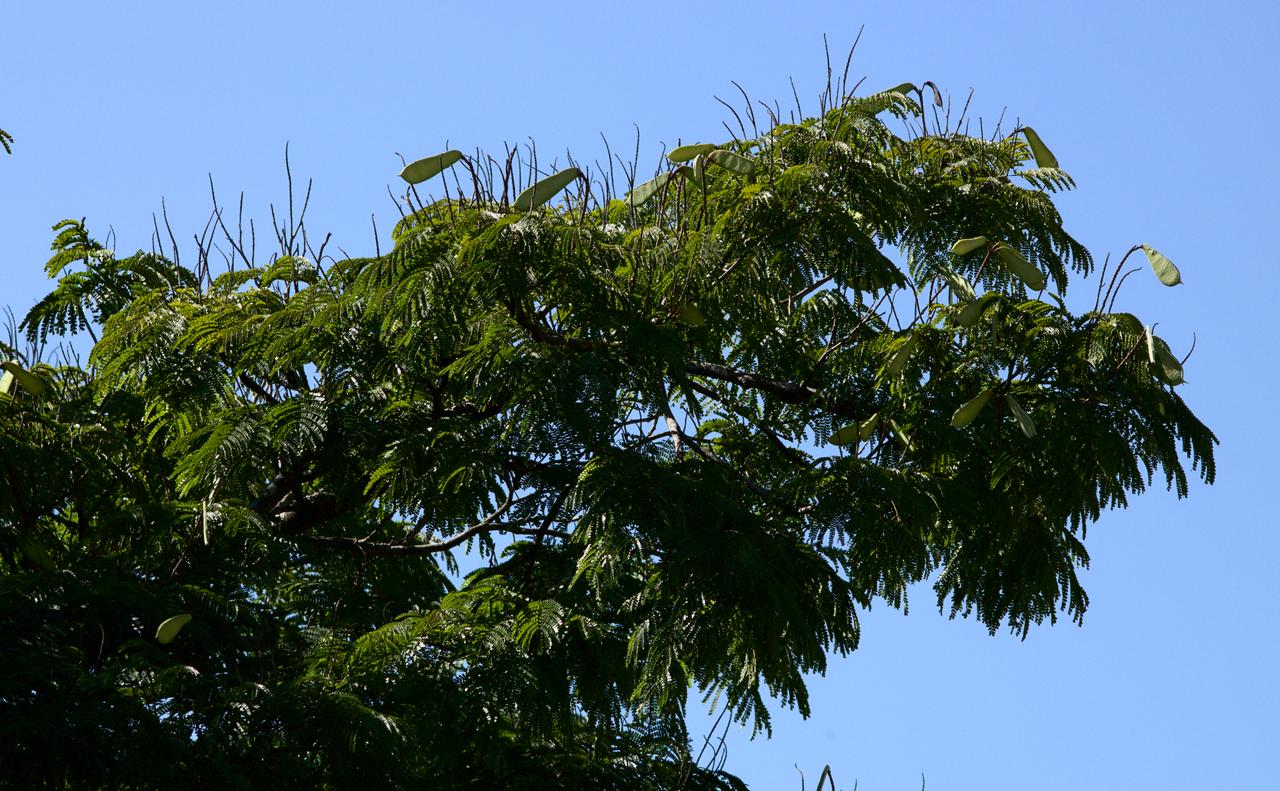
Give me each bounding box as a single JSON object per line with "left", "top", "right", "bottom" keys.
{"left": 956, "top": 292, "right": 998, "bottom": 328}
{"left": 950, "top": 236, "right": 988, "bottom": 256}
{"left": 156, "top": 613, "right": 193, "bottom": 645}
{"left": 1021, "top": 127, "right": 1059, "bottom": 169}
{"left": 1006, "top": 395, "right": 1037, "bottom": 438}
{"left": 1141, "top": 244, "right": 1182, "bottom": 286}
{"left": 626, "top": 171, "right": 677, "bottom": 207}
{"left": 707, "top": 149, "right": 755, "bottom": 175}
{"left": 994, "top": 243, "right": 1046, "bottom": 291}
{"left": 513, "top": 167, "right": 584, "bottom": 211}
{"left": 399, "top": 150, "right": 463, "bottom": 185}
{"left": 886, "top": 334, "right": 917, "bottom": 378}
{"left": 668, "top": 143, "right": 716, "bottom": 163}
{"left": 951, "top": 388, "right": 994, "bottom": 428}
{"left": 17, "top": 536, "right": 54, "bottom": 570}
{"left": 1, "top": 361, "right": 46, "bottom": 397}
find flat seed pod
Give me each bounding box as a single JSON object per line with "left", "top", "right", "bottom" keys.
{"left": 1145, "top": 325, "right": 1156, "bottom": 363}
{"left": 1006, "top": 394, "right": 1037, "bottom": 438}
{"left": 0, "top": 361, "right": 46, "bottom": 397}
{"left": 994, "top": 243, "right": 1047, "bottom": 291}
{"left": 956, "top": 292, "right": 998, "bottom": 328}
{"left": 156, "top": 613, "right": 193, "bottom": 645}
{"left": 951, "top": 388, "right": 994, "bottom": 428}
{"left": 884, "top": 82, "right": 917, "bottom": 95}
{"left": 626, "top": 171, "right": 676, "bottom": 207}
{"left": 941, "top": 268, "right": 975, "bottom": 301}
{"left": 689, "top": 153, "right": 708, "bottom": 193}
{"left": 858, "top": 413, "right": 880, "bottom": 441}
{"left": 888, "top": 418, "right": 915, "bottom": 453}
{"left": 829, "top": 423, "right": 860, "bottom": 446}
{"left": 1021, "top": 127, "right": 1059, "bottom": 169}
{"left": 668, "top": 143, "right": 716, "bottom": 163}
{"left": 707, "top": 149, "right": 755, "bottom": 175}
{"left": 886, "top": 334, "right": 917, "bottom": 378}
{"left": 1142, "top": 243, "right": 1182, "bottom": 286}
{"left": 923, "top": 80, "right": 943, "bottom": 107}
{"left": 679, "top": 304, "right": 705, "bottom": 326}
{"left": 950, "top": 236, "right": 988, "bottom": 256}
{"left": 513, "top": 167, "right": 584, "bottom": 211}
{"left": 1153, "top": 337, "right": 1186, "bottom": 385}
{"left": 399, "top": 150, "right": 463, "bottom": 184}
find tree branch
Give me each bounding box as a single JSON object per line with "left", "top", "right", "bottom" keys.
{"left": 302, "top": 523, "right": 571, "bottom": 557}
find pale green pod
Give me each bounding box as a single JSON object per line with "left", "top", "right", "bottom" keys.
{"left": 399, "top": 150, "right": 463, "bottom": 184}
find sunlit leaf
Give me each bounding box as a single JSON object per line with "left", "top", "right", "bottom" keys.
{"left": 399, "top": 150, "right": 463, "bottom": 185}
{"left": 513, "top": 167, "right": 584, "bottom": 211}
{"left": 951, "top": 388, "right": 993, "bottom": 427}
{"left": 156, "top": 613, "right": 193, "bottom": 645}
{"left": 1142, "top": 244, "right": 1182, "bottom": 286}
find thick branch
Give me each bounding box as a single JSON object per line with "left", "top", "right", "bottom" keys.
{"left": 684, "top": 360, "right": 819, "bottom": 405}
{"left": 507, "top": 301, "right": 606, "bottom": 352}
{"left": 238, "top": 374, "right": 280, "bottom": 405}
{"left": 302, "top": 524, "right": 571, "bottom": 557}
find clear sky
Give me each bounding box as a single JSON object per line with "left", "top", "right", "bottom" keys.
{"left": 3, "top": 2, "right": 1276, "bottom": 788}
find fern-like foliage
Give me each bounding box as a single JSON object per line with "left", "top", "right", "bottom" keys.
{"left": 0, "top": 78, "right": 1215, "bottom": 788}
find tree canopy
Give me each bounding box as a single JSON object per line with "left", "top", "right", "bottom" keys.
{"left": 0, "top": 78, "right": 1215, "bottom": 788}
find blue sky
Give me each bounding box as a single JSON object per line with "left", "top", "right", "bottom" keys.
{"left": 3, "top": 2, "right": 1276, "bottom": 788}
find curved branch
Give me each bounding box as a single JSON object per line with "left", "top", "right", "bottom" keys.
{"left": 302, "top": 523, "right": 571, "bottom": 557}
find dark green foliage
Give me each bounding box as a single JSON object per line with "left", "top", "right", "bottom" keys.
{"left": 0, "top": 81, "right": 1213, "bottom": 788}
